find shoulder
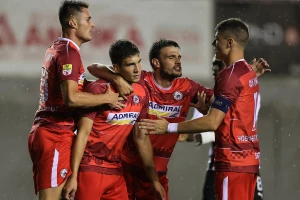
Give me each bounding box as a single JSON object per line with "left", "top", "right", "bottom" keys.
{"left": 84, "top": 79, "right": 110, "bottom": 94}
{"left": 132, "top": 83, "right": 147, "bottom": 95}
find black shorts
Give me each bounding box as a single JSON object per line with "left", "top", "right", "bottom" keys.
{"left": 202, "top": 170, "right": 263, "bottom": 200}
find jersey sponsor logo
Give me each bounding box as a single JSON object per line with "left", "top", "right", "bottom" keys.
{"left": 173, "top": 91, "right": 183, "bottom": 100}
{"left": 133, "top": 95, "right": 139, "bottom": 104}
{"left": 148, "top": 101, "right": 182, "bottom": 118}
{"left": 106, "top": 112, "right": 140, "bottom": 125}
{"left": 62, "top": 64, "right": 72, "bottom": 75}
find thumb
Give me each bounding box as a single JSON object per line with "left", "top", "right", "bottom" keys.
{"left": 156, "top": 114, "right": 163, "bottom": 119}
{"left": 250, "top": 58, "right": 256, "bottom": 64}
{"left": 105, "top": 84, "right": 111, "bottom": 93}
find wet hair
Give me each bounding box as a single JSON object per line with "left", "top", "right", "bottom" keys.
{"left": 58, "top": 0, "right": 89, "bottom": 29}
{"left": 149, "top": 39, "right": 180, "bottom": 68}
{"left": 109, "top": 39, "right": 140, "bottom": 66}
{"left": 215, "top": 18, "right": 249, "bottom": 48}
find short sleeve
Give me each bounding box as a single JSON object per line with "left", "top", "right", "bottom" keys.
{"left": 211, "top": 69, "right": 241, "bottom": 113}
{"left": 57, "top": 47, "right": 82, "bottom": 82}
{"left": 214, "top": 70, "right": 241, "bottom": 103}
{"left": 189, "top": 79, "right": 214, "bottom": 104}
{"left": 137, "top": 89, "right": 149, "bottom": 122}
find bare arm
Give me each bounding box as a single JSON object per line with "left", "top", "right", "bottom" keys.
{"left": 87, "top": 63, "right": 134, "bottom": 99}
{"left": 60, "top": 80, "right": 121, "bottom": 108}
{"left": 63, "top": 117, "right": 93, "bottom": 199}
{"left": 178, "top": 108, "right": 225, "bottom": 133}
{"left": 133, "top": 124, "right": 166, "bottom": 200}
{"left": 133, "top": 124, "right": 159, "bottom": 183}
{"left": 87, "top": 63, "right": 120, "bottom": 83}
{"left": 139, "top": 108, "right": 225, "bottom": 135}
{"left": 71, "top": 117, "right": 93, "bottom": 178}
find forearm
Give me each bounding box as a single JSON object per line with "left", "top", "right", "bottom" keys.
{"left": 70, "top": 131, "right": 89, "bottom": 178}
{"left": 67, "top": 91, "right": 110, "bottom": 107}
{"left": 134, "top": 130, "right": 159, "bottom": 183}
{"left": 87, "top": 63, "right": 120, "bottom": 83}
{"left": 177, "top": 115, "right": 217, "bottom": 134}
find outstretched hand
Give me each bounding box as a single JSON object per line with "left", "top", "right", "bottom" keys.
{"left": 249, "top": 58, "right": 271, "bottom": 77}
{"left": 138, "top": 116, "right": 169, "bottom": 135}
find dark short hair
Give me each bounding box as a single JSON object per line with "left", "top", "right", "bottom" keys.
{"left": 149, "top": 39, "right": 180, "bottom": 68}
{"left": 212, "top": 59, "right": 226, "bottom": 70}
{"left": 58, "top": 0, "right": 89, "bottom": 29}
{"left": 215, "top": 18, "right": 249, "bottom": 48}
{"left": 109, "top": 39, "right": 140, "bottom": 67}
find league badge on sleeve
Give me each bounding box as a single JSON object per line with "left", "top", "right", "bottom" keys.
{"left": 62, "top": 64, "right": 72, "bottom": 75}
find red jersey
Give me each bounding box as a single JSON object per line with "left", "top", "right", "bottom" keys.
{"left": 79, "top": 80, "right": 148, "bottom": 175}
{"left": 122, "top": 71, "right": 214, "bottom": 173}
{"left": 211, "top": 59, "right": 260, "bottom": 173}
{"left": 31, "top": 37, "right": 85, "bottom": 132}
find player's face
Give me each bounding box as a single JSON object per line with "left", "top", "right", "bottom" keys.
{"left": 75, "top": 8, "right": 95, "bottom": 43}
{"left": 158, "top": 46, "right": 182, "bottom": 79}
{"left": 116, "top": 54, "right": 142, "bottom": 84}
{"left": 212, "top": 31, "right": 229, "bottom": 61}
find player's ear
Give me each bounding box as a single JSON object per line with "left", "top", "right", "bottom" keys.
{"left": 151, "top": 58, "right": 160, "bottom": 69}
{"left": 69, "top": 19, "right": 77, "bottom": 29}
{"left": 113, "top": 64, "right": 120, "bottom": 73}
{"left": 227, "top": 38, "right": 234, "bottom": 48}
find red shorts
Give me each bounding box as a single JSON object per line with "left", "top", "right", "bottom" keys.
{"left": 214, "top": 171, "right": 257, "bottom": 200}
{"left": 123, "top": 168, "right": 169, "bottom": 200}
{"left": 75, "top": 172, "right": 128, "bottom": 200}
{"left": 28, "top": 127, "right": 75, "bottom": 193}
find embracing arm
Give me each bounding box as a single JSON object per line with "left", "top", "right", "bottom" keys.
{"left": 60, "top": 80, "right": 117, "bottom": 107}
{"left": 87, "top": 63, "right": 133, "bottom": 99}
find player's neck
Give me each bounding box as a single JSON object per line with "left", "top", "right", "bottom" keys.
{"left": 61, "top": 31, "right": 83, "bottom": 47}
{"left": 225, "top": 51, "right": 244, "bottom": 67}
{"left": 153, "top": 71, "right": 173, "bottom": 88}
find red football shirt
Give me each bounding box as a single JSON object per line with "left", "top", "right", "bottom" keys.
{"left": 31, "top": 37, "right": 85, "bottom": 132}
{"left": 79, "top": 79, "right": 149, "bottom": 175}
{"left": 212, "top": 59, "right": 260, "bottom": 173}
{"left": 122, "top": 71, "right": 214, "bottom": 173}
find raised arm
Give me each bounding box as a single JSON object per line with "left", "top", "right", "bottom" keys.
{"left": 87, "top": 63, "right": 134, "bottom": 99}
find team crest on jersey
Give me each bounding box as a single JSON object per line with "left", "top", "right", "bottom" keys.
{"left": 173, "top": 91, "right": 183, "bottom": 100}
{"left": 133, "top": 95, "right": 139, "bottom": 104}
{"left": 62, "top": 64, "right": 72, "bottom": 75}
{"left": 60, "top": 168, "right": 68, "bottom": 178}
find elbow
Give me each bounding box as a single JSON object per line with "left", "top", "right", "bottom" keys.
{"left": 210, "top": 119, "right": 221, "bottom": 131}
{"left": 87, "top": 65, "right": 94, "bottom": 73}
{"left": 210, "top": 124, "right": 218, "bottom": 131}
{"left": 64, "top": 95, "right": 77, "bottom": 107}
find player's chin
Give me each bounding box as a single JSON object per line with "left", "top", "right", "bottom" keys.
{"left": 83, "top": 35, "right": 92, "bottom": 42}
{"left": 174, "top": 72, "right": 182, "bottom": 77}
{"left": 132, "top": 77, "right": 140, "bottom": 83}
